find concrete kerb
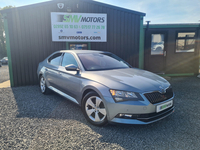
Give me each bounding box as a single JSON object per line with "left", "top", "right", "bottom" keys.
{"left": 0, "top": 80, "right": 10, "bottom": 88}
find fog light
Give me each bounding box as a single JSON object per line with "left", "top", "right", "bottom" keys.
{"left": 119, "top": 114, "right": 132, "bottom": 118}
{"left": 124, "top": 114, "right": 132, "bottom": 118}
{"left": 119, "top": 114, "right": 125, "bottom": 117}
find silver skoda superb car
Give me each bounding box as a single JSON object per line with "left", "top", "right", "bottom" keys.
{"left": 37, "top": 50, "right": 174, "bottom": 126}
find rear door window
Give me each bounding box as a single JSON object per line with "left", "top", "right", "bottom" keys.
{"left": 48, "top": 53, "right": 62, "bottom": 66}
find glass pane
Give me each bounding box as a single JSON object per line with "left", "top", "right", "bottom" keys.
{"left": 176, "top": 39, "right": 195, "bottom": 52}
{"left": 151, "top": 34, "right": 164, "bottom": 55}
{"left": 78, "top": 53, "right": 130, "bottom": 71}
{"left": 70, "top": 44, "right": 87, "bottom": 50}
{"left": 62, "top": 53, "right": 78, "bottom": 67}
{"left": 48, "top": 53, "right": 62, "bottom": 66}
{"left": 178, "top": 32, "right": 195, "bottom": 38}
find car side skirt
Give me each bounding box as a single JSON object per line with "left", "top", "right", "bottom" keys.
{"left": 48, "top": 86, "right": 79, "bottom": 104}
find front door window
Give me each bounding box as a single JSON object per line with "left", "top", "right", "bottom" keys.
{"left": 61, "top": 53, "right": 78, "bottom": 67}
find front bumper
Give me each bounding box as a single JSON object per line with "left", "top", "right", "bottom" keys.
{"left": 104, "top": 95, "right": 174, "bottom": 125}
{"left": 110, "top": 106, "right": 174, "bottom": 124}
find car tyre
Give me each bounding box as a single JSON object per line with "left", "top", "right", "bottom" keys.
{"left": 82, "top": 91, "right": 108, "bottom": 126}
{"left": 39, "top": 75, "right": 50, "bottom": 94}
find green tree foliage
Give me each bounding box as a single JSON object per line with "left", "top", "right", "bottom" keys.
{"left": 0, "top": 6, "right": 14, "bottom": 58}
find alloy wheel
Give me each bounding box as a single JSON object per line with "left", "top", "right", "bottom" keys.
{"left": 85, "top": 96, "right": 107, "bottom": 122}
{"left": 40, "top": 77, "right": 46, "bottom": 93}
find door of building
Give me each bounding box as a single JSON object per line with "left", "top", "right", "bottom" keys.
{"left": 144, "top": 31, "right": 167, "bottom": 74}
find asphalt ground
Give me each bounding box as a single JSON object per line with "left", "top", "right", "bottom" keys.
{"left": 0, "top": 65, "right": 9, "bottom": 83}
{"left": 0, "top": 77, "right": 200, "bottom": 149}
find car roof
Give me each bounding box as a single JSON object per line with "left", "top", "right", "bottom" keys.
{"left": 59, "top": 50, "right": 109, "bottom": 54}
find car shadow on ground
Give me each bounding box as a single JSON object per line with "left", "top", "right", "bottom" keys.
{"left": 7, "top": 76, "right": 200, "bottom": 149}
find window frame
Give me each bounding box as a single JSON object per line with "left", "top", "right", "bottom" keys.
{"left": 175, "top": 31, "right": 196, "bottom": 53}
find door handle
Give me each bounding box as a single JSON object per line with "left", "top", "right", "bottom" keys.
{"left": 164, "top": 51, "right": 166, "bottom": 57}
{"left": 45, "top": 68, "right": 48, "bottom": 71}
{"left": 58, "top": 72, "right": 62, "bottom": 75}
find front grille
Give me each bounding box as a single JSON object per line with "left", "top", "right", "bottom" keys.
{"left": 144, "top": 87, "right": 173, "bottom": 104}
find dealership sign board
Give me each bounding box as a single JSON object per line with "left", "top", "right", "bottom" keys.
{"left": 51, "top": 12, "right": 107, "bottom": 42}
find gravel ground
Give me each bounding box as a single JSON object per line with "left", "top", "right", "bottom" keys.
{"left": 0, "top": 65, "right": 9, "bottom": 83}
{"left": 1, "top": 77, "right": 200, "bottom": 149}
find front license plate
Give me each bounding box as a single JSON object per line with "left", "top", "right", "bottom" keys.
{"left": 156, "top": 100, "right": 173, "bottom": 113}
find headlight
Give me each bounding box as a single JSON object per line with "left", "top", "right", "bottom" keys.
{"left": 110, "top": 90, "right": 143, "bottom": 102}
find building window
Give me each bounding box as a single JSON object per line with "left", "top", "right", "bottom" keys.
{"left": 176, "top": 32, "right": 195, "bottom": 53}
{"left": 151, "top": 34, "right": 164, "bottom": 55}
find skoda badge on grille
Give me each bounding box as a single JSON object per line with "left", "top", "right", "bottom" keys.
{"left": 159, "top": 86, "right": 166, "bottom": 94}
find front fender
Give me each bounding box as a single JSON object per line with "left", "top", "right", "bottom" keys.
{"left": 79, "top": 80, "right": 115, "bottom": 120}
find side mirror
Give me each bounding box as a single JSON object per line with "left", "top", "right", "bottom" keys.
{"left": 65, "top": 64, "right": 80, "bottom": 74}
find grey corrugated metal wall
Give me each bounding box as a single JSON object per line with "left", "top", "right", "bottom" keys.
{"left": 4, "top": 0, "right": 144, "bottom": 86}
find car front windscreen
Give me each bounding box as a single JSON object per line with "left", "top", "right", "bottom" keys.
{"left": 78, "top": 53, "right": 130, "bottom": 71}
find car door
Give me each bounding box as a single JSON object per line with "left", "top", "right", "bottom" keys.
{"left": 45, "top": 52, "right": 63, "bottom": 90}
{"left": 57, "top": 52, "right": 81, "bottom": 100}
